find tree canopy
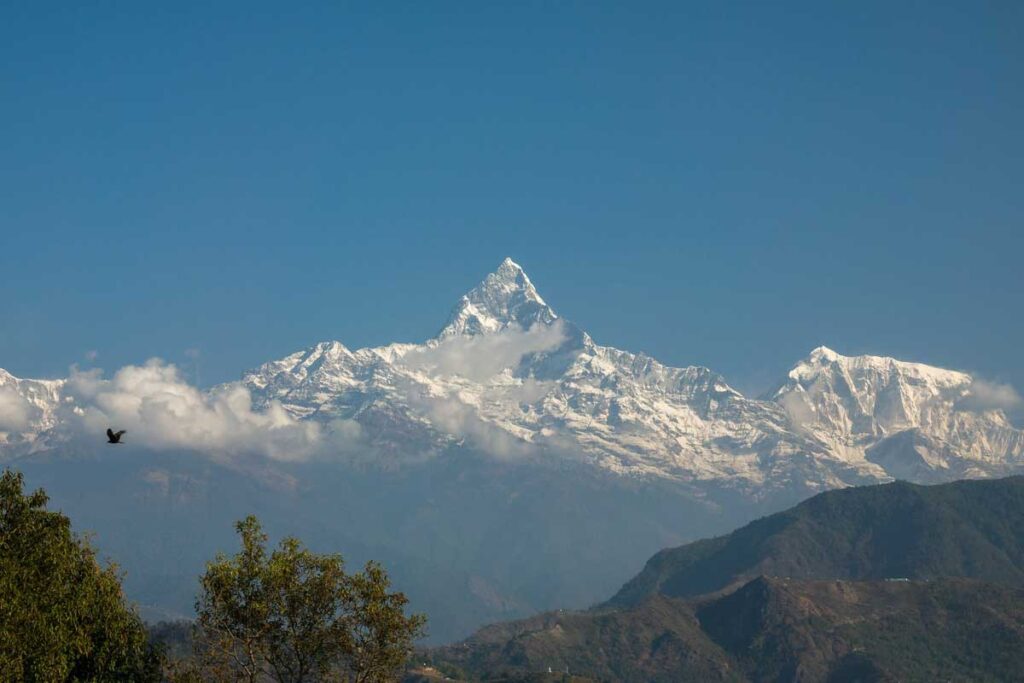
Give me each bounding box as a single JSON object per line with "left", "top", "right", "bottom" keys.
{"left": 1, "top": 469, "right": 425, "bottom": 682}
{"left": 193, "top": 515, "right": 426, "bottom": 682}
{"left": 0, "top": 469, "right": 161, "bottom": 681}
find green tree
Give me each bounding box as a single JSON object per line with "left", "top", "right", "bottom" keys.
{"left": 0, "top": 469, "right": 162, "bottom": 681}
{"left": 195, "top": 516, "right": 425, "bottom": 682}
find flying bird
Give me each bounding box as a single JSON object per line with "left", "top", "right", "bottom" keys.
{"left": 106, "top": 428, "right": 126, "bottom": 444}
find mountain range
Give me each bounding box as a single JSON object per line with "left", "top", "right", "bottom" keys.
{"left": 1, "top": 258, "right": 1022, "bottom": 642}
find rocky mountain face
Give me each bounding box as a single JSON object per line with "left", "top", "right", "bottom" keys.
{"left": 3, "top": 258, "right": 1022, "bottom": 486}
{"left": 768, "top": 347, "right": 1024, "bottom": 482}
{"left": 232, "top": 258, "right": 1022, "bottom": 490}
{"left": 0, "top": 369, "right": 64, "bottom": 454}
{"left": 2, "top": 259, "right": 1023, "bottom": 642}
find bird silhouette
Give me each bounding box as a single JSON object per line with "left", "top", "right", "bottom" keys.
{"left": 106, "top": 428, "right": 127, "bottom": 444}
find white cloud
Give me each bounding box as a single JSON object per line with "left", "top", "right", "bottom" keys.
{"left": 395, "top": 323, "right": 567, "bottom": 458}
{"left": 53, "top": 322, "right": 565, "bottom": 463}
{"left": 959, "top": 379, "right": 1023, "bottom": 413}
{"left": 0, "top": 386, "right": 34, "bottom": 431}
{"left": 401, "top": 321, "right": 567, "bottom": 381}
{"left": 507, "top": 377, "right": 556, "bottom": 404}
{"left": 413, "top": 391, "right": 532, "bottom": 459}
{"left": 9, "top": 322, "right": 568, "bottom": 461}
{"left": 63, "top": 359, "right": 329, "bottom": 461}
{"left": 777, "top": 389, "right": 816, "bottom": 432}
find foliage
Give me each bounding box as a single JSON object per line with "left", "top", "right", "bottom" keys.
{"left": 610, "top": 475, "right": 1024, "bottom": 607}
{"left": 430, "top": 577, "right": 1024, "bottom": 682}
{"left": 195, "top": 515, "right": 426, "bottom": 682}
{"left": 427, "top": 475, "right": 1024, "bottom": 682}
{"left": 0, "top": 469, "right": 162, "bottom": 681}
{"left": 148, "top": 620, "right": 195, "bottom": 662}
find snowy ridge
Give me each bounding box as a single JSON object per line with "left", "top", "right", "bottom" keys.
{"left": 768, "top": 345, "right": 1024, "bottom": 480}
{"left": 229, "top": 259, "right": 1024, "bottom": 489}
{"left": 437, "top": 258, "right": 557, "bottom": 339}
{"left": 0, "top": 369, "right": 65, "bottom": 453}
{"left": 2, "top": 259, "right": 1022, "bottom": 491}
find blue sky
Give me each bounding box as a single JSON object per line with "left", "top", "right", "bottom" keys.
{"left": 1, "top": 2, "right": 1021, "bottom": 397}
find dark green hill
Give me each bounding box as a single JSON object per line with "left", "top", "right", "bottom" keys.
{"left": 428, "top": 594, "right": 740, "bottom": 682}
{"left": 697, "top": 577, "right": 1024, "bottom": 682}
{"left": 608, "top": 475, "right": 1024, "bottom": 607}
{"left": 426, "top": 577, "right": 1024, "bottom": 682}
{"left": 421, "top": 476, "right": 1024, "bottom": 682}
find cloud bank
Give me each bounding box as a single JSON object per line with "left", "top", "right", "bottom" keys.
{"left": 6, "top": 322, "right": 567, "bottom": 462}
{"left": 396, "top": 322, "right": 567, "bottom": 458}
{"left": 0, "top": 386, "right": 35, "bottom": 431}
{"left": 64, "top": 360, "right": 330, "bottom": 460}
{"left": 959, "top": 379, "right": 1024, "bottom": 414}
{"left": 776, "top": 389, "right": 816, "bottom": 433}
{"left": 402, "top": 321, "right": 567, "bottom": 382}
{"left": 7, "top": 322, "right": 1021, "bottom": 467}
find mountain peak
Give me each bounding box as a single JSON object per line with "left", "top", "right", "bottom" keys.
{"left": 809, "top": 346, "right": 841, "bottom": 362}
{"left": 790, "top": 346, "right": 972, "bottom": 387}
{"left": 495, "top": 256, "right": 525, "bottom": 278}
{"left": 487, "top": 258, "right": 543, "bottom": 302}
{"left": 435, "top": 258, "right": 558, "bottom": 339}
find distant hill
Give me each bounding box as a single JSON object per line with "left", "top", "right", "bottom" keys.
{"left": 426, "top": 578, "right": 1024, "bottom": 682}
{"left": 609, "top": 475, "right": 1024, "bottom": 607}
{"left": 423, "top": 476, "right": 1024, "bottom": 681}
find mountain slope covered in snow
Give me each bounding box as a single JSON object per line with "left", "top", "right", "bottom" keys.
{"left": 3, "top": 258, "right": 1023, "bottom": 487}
{"left": 2, "top": 258, "right": 1022, "bottom": 642}
{"left": 236, "top": 257, "right": 1024, "bottom": 488}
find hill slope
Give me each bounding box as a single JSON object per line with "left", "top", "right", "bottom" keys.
{"left": 427, "top": 476, "right": 1024, "bottom": 681}
{"left": 609, "top": 475, "right": 1024, "bottom": 607}
{"left": 427, "top": 577, "right": 1024, "bottom": 682}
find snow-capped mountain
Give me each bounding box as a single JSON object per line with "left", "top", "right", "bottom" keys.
{"left": 239, "top": 258, "right": 1022, "bottom": 489}
{"left": 3, "top": 258, "right": 1023, "bottom": 642}
{"left": 768, "top": 346, "right": 1024, "bottom": 481}
{"left": 0, "top": 368, "right": 64, "bottom": 453}
{"left": 437, "top": 257, "right": 558, "bottom": 338}
{"left": 3, "top": 258, "right": 1022, "bottom": 489}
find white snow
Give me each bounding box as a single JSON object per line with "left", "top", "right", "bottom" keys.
{"left": 2, "top": 258, "right": 1022, "bottom": 494}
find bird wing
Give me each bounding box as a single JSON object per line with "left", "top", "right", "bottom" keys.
{"left": 116, "top": 430, "right": 127, "bottom": 438}
{"left": 107, "top": 428, "right": 115, "bottom": 440}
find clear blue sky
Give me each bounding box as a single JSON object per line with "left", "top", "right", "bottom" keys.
{"left": 1, "top": 1, "right": 1022, "bottom": 397}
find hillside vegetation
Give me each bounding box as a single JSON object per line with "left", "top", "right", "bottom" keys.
{"left": 427, "top": 578, "right": 1024, "bottom": 682}
{"left": 609, "top": 475, "right": 1024, "bottom": 607}
{"left": 424, "top": 476, "right": 1024, "bottom": 682}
